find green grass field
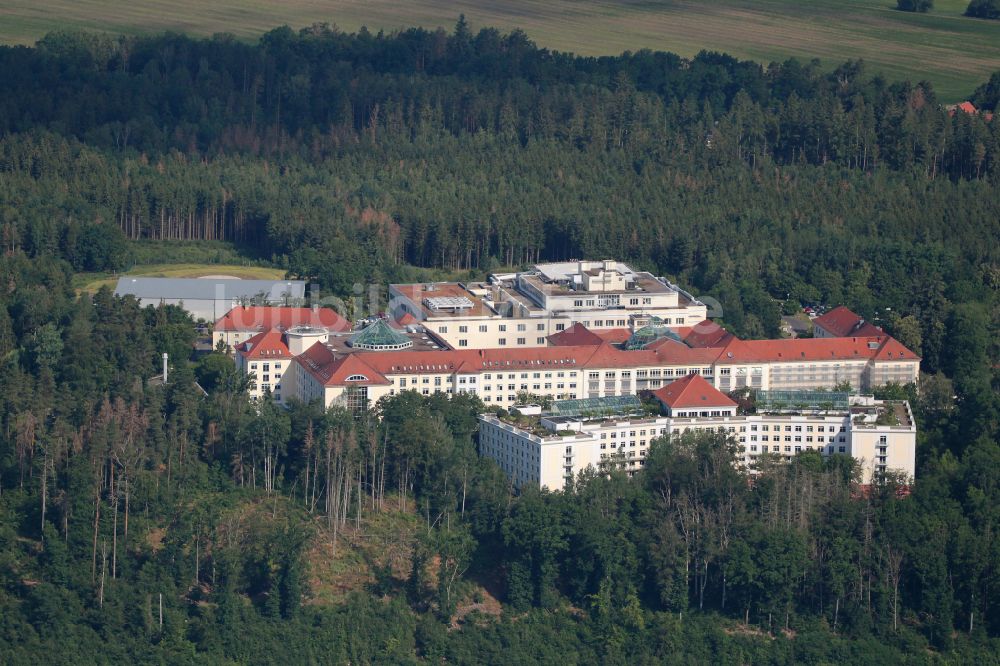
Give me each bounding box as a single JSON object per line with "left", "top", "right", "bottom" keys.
{"left": 1, "top": 0, "right": 998, "bottom": 100}
{"left": 75, "top": 263, "right": 288, "bottom": 294}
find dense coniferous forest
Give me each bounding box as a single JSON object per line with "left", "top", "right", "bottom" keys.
{"left": 0, "top": 20, "right": 998, "bottom": 663}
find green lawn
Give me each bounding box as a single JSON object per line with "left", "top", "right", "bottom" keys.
{"left": 75, "top": 263, "right": 288, "bottom": 294}
{"left": 1, "top": 0, "right": 997, "bottom": 100}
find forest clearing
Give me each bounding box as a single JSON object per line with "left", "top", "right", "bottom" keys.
{"left": 75, "top": 263, "right": 288, "bottom": 294}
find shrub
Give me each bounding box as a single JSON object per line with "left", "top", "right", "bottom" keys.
{"left": 966, "top": 0, "right": 1000, "bottom": 18}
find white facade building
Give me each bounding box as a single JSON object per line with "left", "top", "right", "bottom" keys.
{"left": 234, "top": 323, "right": 919, "bottom": 415}
{"left": 287, "top": 334, "right": 917, "bottom": 413}
{"left": 388, "top": 260, "right": 707, "bottom": 350}
{"left": 478, "top": 383, "right": 916, "bottom": 490}
{"left": 235, "top": 329, "right": 295, "bottom": 402}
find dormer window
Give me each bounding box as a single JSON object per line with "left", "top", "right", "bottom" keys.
{"left": 346, "top": 374, "right": 368, "bottom": 381}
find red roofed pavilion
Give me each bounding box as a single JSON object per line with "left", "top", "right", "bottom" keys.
{"left": 652, "top": 374, "right": 738, "bottom": 417}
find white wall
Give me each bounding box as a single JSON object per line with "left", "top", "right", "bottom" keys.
{"left": 479, "top": 405, "right": 916, "bottom": 491}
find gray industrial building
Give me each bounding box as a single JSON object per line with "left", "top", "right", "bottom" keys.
{"left": 114, "top": 277, "right": 307, "bottom": 322}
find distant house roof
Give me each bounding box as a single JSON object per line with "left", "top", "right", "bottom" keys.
{"left": 948, "top": 101, "right": 992, "bottom": 121}
{"left": 215, "top": 306, "right": 348, "bottom": 333}
{"left": 813, "top": 306, "right": 882, "bottom": 338}
{"left": 116, "top": 277, "right": 305, "bottom": 303}
{"left": 653, "top": 374, "right": 737, "bottom": 410}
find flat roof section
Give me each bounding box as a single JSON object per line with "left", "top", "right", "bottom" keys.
{"left": 324, "top": 328, "right": 449, "bottom": 354}
{"left": 533, "top": 261, "right": 633, "bottom": 282}
{"left": 116, "top": 277, "right": 305, "bottom": 301}
{"left": 519, "top": 271, "right": 673, "bottom": 297}
{"left": 391, "top": 282, "right": 495, "bottom": 320}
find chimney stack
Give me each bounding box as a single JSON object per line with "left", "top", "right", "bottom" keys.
{"left": 162, "top": 353, "right": 169, "bottom": 384}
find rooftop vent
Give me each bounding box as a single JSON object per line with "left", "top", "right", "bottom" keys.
{"left": 424, "top": 296, "right": 474, "bottom": 312}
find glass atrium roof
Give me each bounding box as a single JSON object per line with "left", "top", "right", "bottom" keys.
{"left": 349, "top": 319, "right": 413, "bottom": 351}
{"left": 623, "top": 317, "right": 683, "bottom": 350}
{"left": 755, "top": 390, "right": 850, "bottom": 412}
{"left": 547, "top": 395, "right": 644, "bottom": 418}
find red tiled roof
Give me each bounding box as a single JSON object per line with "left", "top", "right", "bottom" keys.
{"left": 595, "top": 328, "right": 633, "bottom": 344}
{"left": 393, "top": 312, "right": 418, "bottom": 327}
{"left": 678, "top": 320, "right": 736, "bottom": 348}
{"left": 641, "top": 338, "right": 725, "bottom": 365}
{"left": 813, "top": 306, "right": 864, "bottom": 337}
{"left": 367, "top": 346, "right": 599, "bottom": 376}
{"left": 813, "top": 305, "right": 884, "bottom": 338}
{"left": 237, "top": 328, "right": 292, "bottom": 360}
{"left": 296, "top": 343, "right": 391, "bottom": 386}
{"left": 215, "top": 306, "right": 349, "bottom": 333}
{"left": 813, "top": 306, "right": 884, "bottom": 338}
{"left": 291, "top": 331, "right": 917, "bottom": 387}
{"left": 548, "top": 323, "right": 632, "bottom": 346}
{"left": 872, "top": 336, "right": 918, "bottom": 361}
{"left": 716, "top": 335, "right": 918, "bottom": 363}
{"left": 854, "top": 322, "right": 883, "bottom": 337}
{"left": 653, "top": 374, "right": 737, "bottom": 409}
{"left": 957, "top": 101, "right": 977, "bottom": 114}
{"left": 548, "top": 323, "right": 605, "bottom": 347}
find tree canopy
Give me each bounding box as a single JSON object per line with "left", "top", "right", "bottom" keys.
{"left": 0, "top": 21, "right": 998, "bottom": 663}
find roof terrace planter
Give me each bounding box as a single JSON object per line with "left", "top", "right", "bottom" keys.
{"left": 348, "top": 319, "right": 414, "bottom": 351}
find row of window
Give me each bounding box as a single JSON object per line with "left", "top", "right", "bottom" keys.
{"left": 443, "top": 314, "right": 698, "bottom": 339}
{"left": 748, "top": 444, "right": 848, "bottom": 454}
{"left": 747, "top": 424, "right": 846, "bottom": 432}
{"left": 571, "top": 297, "right": 654, "bottom": 307}
{"left": 600, "top": 441, "right": 650, "bottom": 450}
{"left": 482, "top": 383, "right": 576, "bottom": 391}
{"left": 599, "top": 428, "right": 666, "bottom": 439}
{"left": 483, "top": 372, "right": 577, "bottom": 380}
{"left": 248, "top": 362, "right": 283, "bottom": 372}
{"left": 482, "top": 394, "right": 577, "bottom": 402}
{"left": 446, "top": 322, "right": 550, "bottom": 334}
{"left": 674, "top": 409, "right": 732, "bottom": 417}
{"left": 747, "top": 435, "right": 845, "bottom": 443}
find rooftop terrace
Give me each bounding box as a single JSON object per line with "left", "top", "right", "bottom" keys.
{"left": 517, "top": 271, "right": 672, "bottom": 296}
{"left": 390, "top": 281, "right": 545, "bottom": 320}
{"left": 323, "top": 327, "right": 448, "bottom": 354}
